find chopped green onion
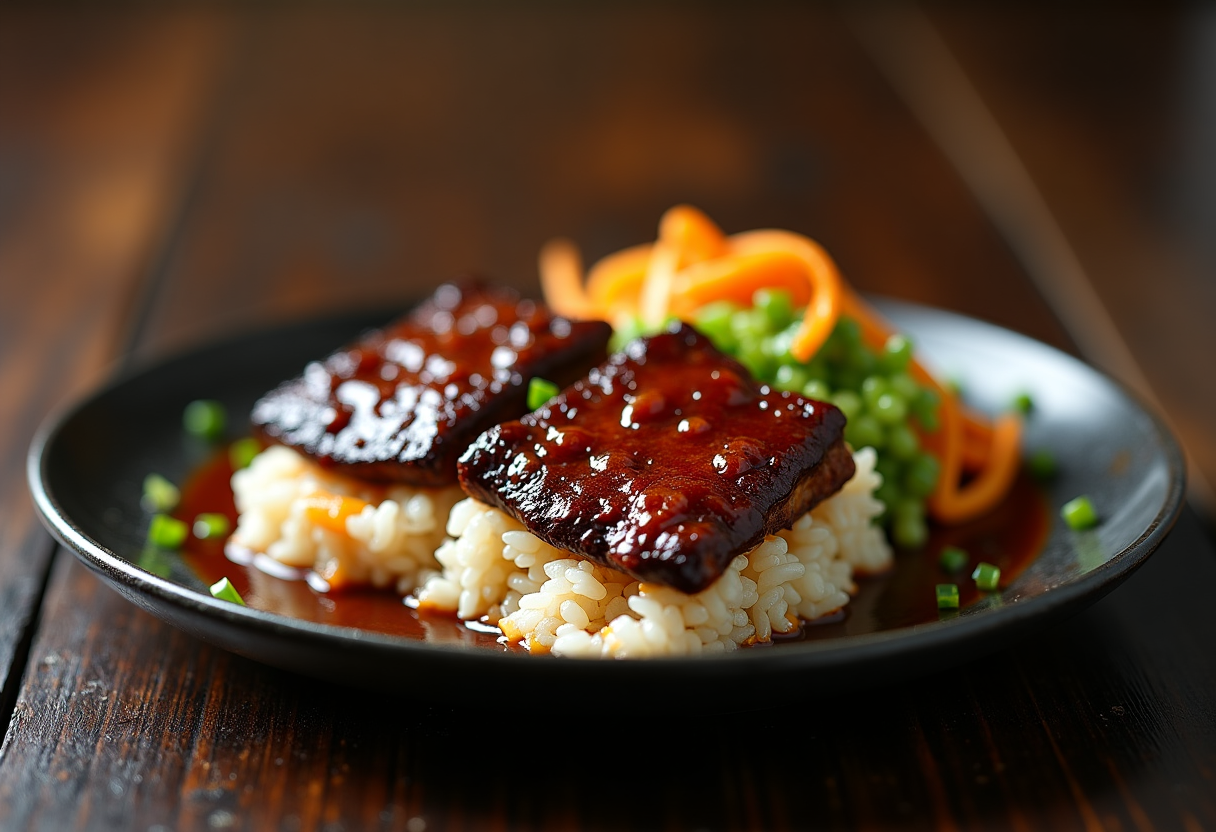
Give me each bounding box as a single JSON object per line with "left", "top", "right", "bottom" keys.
{"left": 228, "top": 437, "right": 262, "bottom": 470}
{"left": 1061, "top": 495, "right": 1099, "bottom": 530}
{"left": 1028, "top": 448, "right": 1057, "bottom": 481}
{"left": 1011, "top": 391, "right": 1034, "bottom": 414}
{"left": 142, "top": 473, "right": 180, "bottom": 512}
{"left": 527, "top": 377, "right": 560, "bottom": 411}
{"left": 148, "top": 514, "right": 188, "bottom": 549}
{"left": 936, "top": 583, "right": 960, "bottom": 609}
{"left": 972, "top": 561, "right": 1001, "bottom": 591}
{"left": 193, "top": 513, "right": 230, "bottom": 540}
{"left": 939, "top": 545, "right": 968, "bottom": 574}
{"left": 183, "top": 399, "right": 227, "bottom": 440}
{"left": 209, "top": 577, "right": 246, "bottom": 606}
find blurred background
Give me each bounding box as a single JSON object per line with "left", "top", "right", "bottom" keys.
{"left": 1, "top": 3, "right": 1213, "bottom": 516}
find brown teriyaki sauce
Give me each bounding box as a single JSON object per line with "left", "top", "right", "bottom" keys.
{"left": 178, "top": 444, "right": 1049, "bottom": 651}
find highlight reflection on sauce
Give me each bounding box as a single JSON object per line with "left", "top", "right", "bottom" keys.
{"left": 178, "top": 445, "right": 1049, "bottom": 650}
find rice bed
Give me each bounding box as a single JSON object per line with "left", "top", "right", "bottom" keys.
{"left": 231, "top": 446, "right": 890, "bottom": 658}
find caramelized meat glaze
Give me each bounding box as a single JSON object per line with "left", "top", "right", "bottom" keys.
{"left": 458, "top": 323, "right": 855, "bottom": 593}
{"left": 252, "top": 283, "right": 612, "bottom": 486}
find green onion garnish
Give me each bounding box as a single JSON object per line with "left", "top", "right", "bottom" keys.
{"left": 1061, "top": 495, "right": 1099, "bottom": 530}
{"left": 142, "top": 473, "right": 180, "bottom": 512}
{"left": 936, "top": 583, "right": 960, "bottom": 609}
{"left": 148, "top": 514, "right": 188, "bottom": 549}
{"left": 1011, "top": 391, "right": 1034, "bottom": 414}
{"left": 527, "top": 377, "right": 560, "bottom": 411}
{"left": 939, "top": 546, "right": 968, "bottom": 574}
{"left": 972, "top": 561, "right": 1001, "bottom": 591}
{"left": 228, "top": 437, "right": 262, "bottom": 470}
{"left": 209, "top": 577, "right": 246, "bottom": 606}
{"left": 193, "top": 513, "right": 230, "bottom": 540}
{"left": 1028, "top": 448, "right": 1057, "bottom": 481}
{"left": 183, "top": 399, "right": 227, "bottom": 440}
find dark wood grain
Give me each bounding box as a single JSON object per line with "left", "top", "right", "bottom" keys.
{"left": 128, "top": 5, "right": 1073, "bottom": 359}
{"left": 2, "top": 512, "right": 1213, "bottom": 831}
{"left": 925, "top": 7, "right": 1216, "bottom": 514}
{"left": 2, "top": 5, "right": 1214, "bottom": 831}
{"left": 0, "top": 9, "right": 229, "bottom": 721}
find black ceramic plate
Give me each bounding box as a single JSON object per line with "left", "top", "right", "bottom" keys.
{"left": 27, "top": 301, "right": 1185, "bottom": 702}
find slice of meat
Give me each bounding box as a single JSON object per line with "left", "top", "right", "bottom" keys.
{"left": 458, "top": 323, "right": 855, "bottom": 594}
{"left": 252, "top": 282, "right": 612, "bottom": 486}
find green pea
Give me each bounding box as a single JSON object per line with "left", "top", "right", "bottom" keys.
{"left": 831, "top": 390, "right": 863, "bottom": 422}
{"left": 847, "top": 415, "right": 884, "bottom": 449}
{"left": 802, "top": 380, "right": 831, "bottom": 402}
{"left": 891, "top": 498, "right": 928, "bottom": 548}
{"left": 912, "top": 388, "right": 941, "bottom": 429}
{"left": 871, "top": 392, "right": 908, "bottom": 425}
{"left": 894, "top": 512, "right": 928, "bottom": 549}
{"left": 881, "top": 334, "right": 914, "bottom": 372}
{"left": 694, "top": 302, "right": 739, "bottom": 348}
{"left": 861, "top": 376, "right": 888, "bottom": 409}
{"left": 888, "top": 372, "right": 919, "bottom": 401}
{"left": 834, "top": 368, "right": 864, "bottom": 392}
{"left": 773, "top": 364, "right": 807, "bottom": 392}
{"left": 904, "top": 453, "right": 941, "bottom": 497}
{"left": 887, "top": 423, "right": 919, "bottom": 460}
{"left": 753, "top": 289, "right": 794, "bottom": 331}
{"left": 834, "top": 316, "right": 862, "bottom": 346}
{"left": 874, "top": 479, "right": 902, "bottom": 517}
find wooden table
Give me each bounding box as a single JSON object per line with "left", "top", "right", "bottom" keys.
{"left": 2, "top": 6, "right": 1214, "bottom": 829}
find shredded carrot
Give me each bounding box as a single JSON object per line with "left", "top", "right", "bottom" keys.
{"left": 658, "top": 204, "right": 730, "bottom": 267}
{"left": 929, "top": 414, "right": 1023, "bottom": 524}
{"left": 640, "top": 206, "right": 730, "bottom": 326}
{"left": 584, "top": 243, "right": 652, "bottom": 316}
{"left": 669, "top": 250, "right": 811, "bottom": 316}
{"left": 301, "top": 492, "right": 370, "bottom": 535}
{"left": 538, "top": 238, "right": 596, "bottom": 320}
{"left": 727, "top": 230, "right": 842, "bottom": 361}
{"left": 962, "top": 413, "right": 994, "bottom": 472}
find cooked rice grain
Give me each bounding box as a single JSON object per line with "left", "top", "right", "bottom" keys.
{"left": 418, "top": 447, "right": 890, "bottom": 657}
{"left": 230, "top": 446, "right": 461, "bottom": 592}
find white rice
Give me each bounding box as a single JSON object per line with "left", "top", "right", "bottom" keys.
{"left": 229, "top": 445, "right": 462, "bottom": 593}
{"left": 416, "top": 447, "right": 891, "bottom": 658}
{"left": 231, "top": 445, "right": 890, "bottom": 658}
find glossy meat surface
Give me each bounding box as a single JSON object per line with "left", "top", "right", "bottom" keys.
{"left": 252, "top": 283, "right": 612, "bottom": 486}
{"left": 458, "top": 324, "right": 855, "bottom": 593}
